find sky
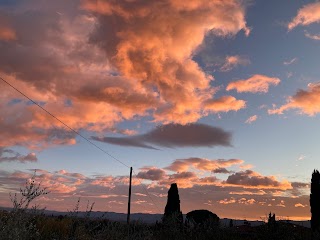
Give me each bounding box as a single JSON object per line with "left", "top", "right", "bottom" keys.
{"left": 1, "top": 0, "right": 320, "bottom": 221}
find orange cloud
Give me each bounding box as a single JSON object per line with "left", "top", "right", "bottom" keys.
{"left": 166, "top": 158, "right": 244, "bottom": 172}
{"left": 288, "top": 2, "right": 320, "bottom": 30}
{"left": 0, "top": 0, "right": 251, "bottom": 149}
{"left": 226, "top": 74, "right": 280, "bottom": 93}
{"left": 204, "top": 96, "right": 246, "bottom": 113}
{"left": 0, "top": 26, "right": 16, "bottom": 41}
{"left": 220, "top": 55, "right": 250, "bottom": 72}
{"left": 0, "top": 16, "right": 16, "bottom": 41}
{"left": 218, "top": 197, "right": 236, "bottom": 205}
{"left": 81, "top": 0, "right": 250, "bottom": 124}
{"left": 295, "top": 203, "right": 308, "bottom": 208}
{"left": 268, "top": 83, "right": 320, "bottom": 116}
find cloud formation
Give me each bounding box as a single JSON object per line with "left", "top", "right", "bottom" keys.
{"left": 245, "top": 115, "right": 258, "bottom": 124}
{"left": 0, "top": 0, "right": 250, "bottom": 150}
{"left": 283, "top": 58, "right": 298, "bottom": 65}
{"left": 204, "top": 96, "right": 246, "bottom": 113}
{"left": 305, "top": 31, "right": 320, "bottom": 40}
{"left": 81, "top": 0, "right": 249, "bottom": 124}
{"left": 226, "top": 74, "right": 280, "bottom": 93}
{"left": 0, "top": 147, "right": 37, "bottom": 163}
{"left": 288, "top": 2, "right": 320, "bottom": 30}
{"left": 220, "top": 55, "right": 250, "bottom": 72}
{"left": 92, "top": 123, "right": 232, "bottom": 149}
{"left": 225, "top": 170, "right": 291, "bottom": 190}
{"left": 136, "top": 168, "right": 166, "bottom": 181}
{"left": 165, "top": 158, "right": 243, "bottom": 172}
{"left": 268, "top": 83, "right": 320, "bottom": 116}
{"left": 0, "top": 165, "right": 310, "bottom": 219}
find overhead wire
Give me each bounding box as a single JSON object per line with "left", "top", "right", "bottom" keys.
{"left": 0, "top": 76, "right": 162, "bottom": 213}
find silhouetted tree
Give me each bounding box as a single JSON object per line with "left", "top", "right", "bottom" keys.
{"left": 311, "top": 169, "right": 320, "bottom": 239}
{"left": 186, "top": 209, "right": 219, "bottom": 228}
{"left": 267, "top": 212, "right": 276, "bottom": 229}
{"left": 229, "top": 219, "right": 233, "bottom": 228}
{"left": 163, "top": 183, "right": 183, "bottom": 224}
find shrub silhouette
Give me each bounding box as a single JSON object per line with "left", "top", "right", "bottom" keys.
{"left": 311, "top": 169, "right": 320, "bottom": 238}
{"left": 186, "top": 209, "right": 219, "bottom": 228}
{"left": 163, "top": 183, "right": 183, "bottom": 224}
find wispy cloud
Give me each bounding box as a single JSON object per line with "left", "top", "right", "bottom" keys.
{"left": 283, "top": 58, "right": 298, "bottom": 65}
{"left": 288, "top": 2, "right": 320, "bottom": 30}
{"left": 305, "top": 31, "right": 320, "bottom": 40}
{"left": 245, "top": 115, "right": 258, "bottom": 124}
{"left": 165, "top": 158, "right": 243, "bottom": 172}
{"left": 92, "top": 123, "right": 232, "bottom": 149}
{"left": 220, "top": 55, "right": 250, "bottom": 72}
{"left": 0, "top": 147, "right": 37, "bottom": 163}
{"left": 226, "top": 75, "right": 280, "bottom": 93}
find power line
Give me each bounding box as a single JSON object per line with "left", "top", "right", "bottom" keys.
{"left": 0, "top": 76, "right": 130, "bottom": 169}
{"left": 132, "top": 169, "right": 162, "bottom": 213}
{"left": 0, "top": 76, "right": 162, "bottom": 212}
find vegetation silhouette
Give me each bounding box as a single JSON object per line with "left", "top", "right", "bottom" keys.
{"left": 162, "top": 183, "right": 183, "bottom": 225}
{"left": 311, "top": 169, "right": 320, "bottom": 239}
{"left": 0, "top": 177, "right": 313, "bottom": 239}
{"left": 186, "top": 209, "right": 219, "bottom": 228}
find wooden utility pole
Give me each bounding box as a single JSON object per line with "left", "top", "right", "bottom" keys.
{"left": 127, "top": 167, "right": 133, "bottom": 224}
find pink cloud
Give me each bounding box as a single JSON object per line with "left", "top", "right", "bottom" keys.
{"left": 245, "top": 115, "right": 258, "bottom": 124}
{"left": 165, "top": 158, "right": 244, "bottom": 172}
{"left": 204, "top": 96, "right": 246, "bottom": 113}
{"left": 0, "top": 26, "right": 16, "bottom": 41}
{"left": 0, "top": 0, "right": 251, "bottom": 149}
{"left": 0, "top": 148, "right": 37, "bottom": 163}
{"left": 81, "top": 0, "right": 250, "bottom": 124}
{"left": 226, "top": 74, "right": 280, "bottom": 93}
{"left": 268, "top": 83, "right": 320, "bottom": 116}
{"left": 305, "top": 31, "right": 320, "bottom": 40}
{"left": 288, "top": 2, "right": 320, "bottom": 30}
{"left": 220, "top": 55, "right": 250, "bottom": 72}
{"left": 0, "top": 168, "right": 310, "bottom": 219}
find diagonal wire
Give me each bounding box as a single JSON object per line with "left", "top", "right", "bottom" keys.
{"left": 132, "top": 169, "right": 162, "bottom": 213}
{"left": 0, "top": 76, "right": 130, "bottom": 169}
{"left": 0, "top": 76, "right": 163, "bottom": 212}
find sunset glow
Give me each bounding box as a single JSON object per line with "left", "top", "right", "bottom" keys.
{"left": 1, "top": 0, "right": 320, "bottom": 221}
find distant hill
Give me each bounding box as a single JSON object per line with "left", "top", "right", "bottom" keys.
{"left": 0, "top": 206, "right": 310, "bottom": 227}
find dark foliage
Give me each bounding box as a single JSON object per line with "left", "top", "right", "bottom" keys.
{"left": 311, "top": 169, "right": 320, "bottom": 238}
{"left": 163, "top": 183, "right": 183, "bottom": 224}
{"left": 186, "top": 209, "right": 219, "bottom": 227}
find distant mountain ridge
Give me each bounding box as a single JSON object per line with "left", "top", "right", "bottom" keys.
{"left": 0, "top": 206, "right": 310, "bottom": 228}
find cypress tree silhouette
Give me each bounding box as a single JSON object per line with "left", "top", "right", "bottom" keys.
{"left": 163, "top": 183, "right": 183, "bottom": 224}
{"left": 310, "top": 169, "right": 320, "bottom": 238}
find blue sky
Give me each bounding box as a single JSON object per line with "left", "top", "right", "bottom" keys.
{"left": 1, "top": 0, "right": 320, "bottom": 219}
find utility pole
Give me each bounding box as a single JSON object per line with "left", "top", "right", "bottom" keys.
{"left": 127, "top": 167, "right": 133, "bottom": 224}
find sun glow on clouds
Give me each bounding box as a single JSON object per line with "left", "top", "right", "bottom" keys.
{"left": 227, "top": 75, "right": 280, "bottom": 93}
{"left": 0, "top": 0, "right": 317, "bottom": 220}
{"left": 269, "top": 83, "right": 320, "bottom": 116}
{"left": 288, "top": 1, "right": 320, "bottom": 30}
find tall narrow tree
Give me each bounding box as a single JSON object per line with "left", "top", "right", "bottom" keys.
{"left": 310, "top": 169, "right": 320, "bottom": 237}
{"left": 163, "top": 183, "right": 183, "bottom": 224}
